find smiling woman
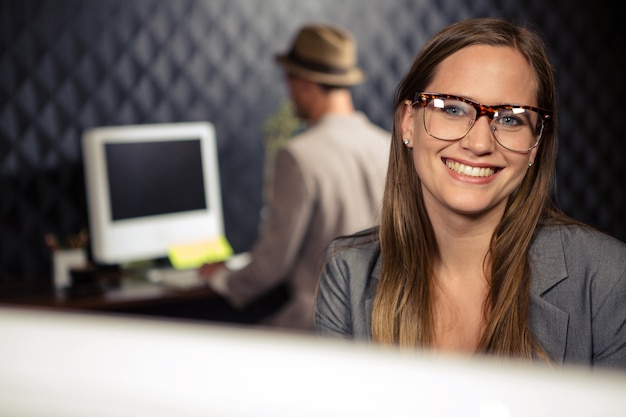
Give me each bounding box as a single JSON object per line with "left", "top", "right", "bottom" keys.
{"left": 314, "top": 17, "right": 626, "bottom": 371}
{"left": 404, "top": 44, "right": 541, "bottom": 216}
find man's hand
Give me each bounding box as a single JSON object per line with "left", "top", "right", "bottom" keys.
{"left": 198, "top": 261, "right": 226, "bottom": 280}
{"left": 197, "top": 261, "right": 230, "bottom": 296}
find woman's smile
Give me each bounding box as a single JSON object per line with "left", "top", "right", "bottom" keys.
{"left": 443, "top": 158, "right": 498, "bottom": 178}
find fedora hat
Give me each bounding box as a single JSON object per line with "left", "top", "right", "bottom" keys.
{"left": 275, "top": 24, "right": 365, "bottom": 86}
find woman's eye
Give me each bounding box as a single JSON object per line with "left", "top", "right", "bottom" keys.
{"left": 495, "top": 112, "right": 533, "bottom": 128}
{"left": 443, "top": 105, "right": 465, "bottom": 117}
{"left": 496, "top": 115, "right": 520, "bottom": 126}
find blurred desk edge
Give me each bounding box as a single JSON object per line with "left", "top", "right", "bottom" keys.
{"left": 0, "top": 272, "right": 218, "bottom": 312}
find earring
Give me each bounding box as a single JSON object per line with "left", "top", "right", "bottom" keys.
{"left": 403, "top": 139, "right": 410, "bottom": 145}
{"left": 528, "top": 162, "right": 533, "bottom": 167}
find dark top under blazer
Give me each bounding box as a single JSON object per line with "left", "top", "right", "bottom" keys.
{"left": 315, "top": 224, "right": 626, "bottom": 369}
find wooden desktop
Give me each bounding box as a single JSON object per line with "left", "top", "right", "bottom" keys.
{"left": 0, "top": 268, "right": 289, "bottom": 325}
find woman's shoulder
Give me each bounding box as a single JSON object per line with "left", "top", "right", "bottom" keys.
{"left": 327, "top": 227, "right": 381, "bottom": 255}
{"left": 324, "top": 227, "right": 381, "bottom": 279}
{"left": 535, "top": 223, "right": 626, "bottom": 254}
{"left": 532, "top": 223, "right": 626, "bottom": 281}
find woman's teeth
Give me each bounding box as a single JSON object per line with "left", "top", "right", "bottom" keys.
{"left": 445, "top": 159, "right": 495, "bottom": 177}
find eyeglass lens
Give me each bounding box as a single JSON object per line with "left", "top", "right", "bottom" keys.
{"left": 423, "top": 97, "right": 542, "bottom": 152}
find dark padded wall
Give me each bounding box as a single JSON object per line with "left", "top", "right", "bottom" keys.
{"left": 1, "top": 0, "right": 624, "bottom": 293}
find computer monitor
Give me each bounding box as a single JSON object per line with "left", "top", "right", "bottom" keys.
{"left": 82, "top": 122, "right": 225, "bottom": 266}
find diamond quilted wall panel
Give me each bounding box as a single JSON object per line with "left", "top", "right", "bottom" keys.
{"left": 0, "top": 0, "right": 624, "bottom": 293}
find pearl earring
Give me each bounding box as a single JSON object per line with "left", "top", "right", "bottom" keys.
{"left": 403, "top": 139, "right": 410, "bottom": 145}
{"left": 528, "top": 162, "right": 533, "bottom": 167}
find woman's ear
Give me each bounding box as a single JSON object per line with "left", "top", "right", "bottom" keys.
{"left": 400, "top": 100, "right": 415, "bottom": 146}
{"left": 528, "top": 144, "right": 539, "bottom": 167}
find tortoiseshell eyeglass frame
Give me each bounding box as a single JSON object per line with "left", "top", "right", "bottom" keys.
{"left": 412, "top": 92, "right": 553, "bottom": 152}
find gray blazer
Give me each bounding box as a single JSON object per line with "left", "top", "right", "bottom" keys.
{"left": 315, "top": 224, "right": 626, "bottom": 369}
{"left": 225, "top": 113, "right": 390, "bottom": 330}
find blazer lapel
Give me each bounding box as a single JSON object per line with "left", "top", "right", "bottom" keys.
{"left": 529, "top": 227, "right": 570, "bottom": 363}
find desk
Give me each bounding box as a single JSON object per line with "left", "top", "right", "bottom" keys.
{"left": 0, "top": 271, "right": 288, "bottom": 325}
{"left": 2, "top": 277, "right": 216, "bottom": 310}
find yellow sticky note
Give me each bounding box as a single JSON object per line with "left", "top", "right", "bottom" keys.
{"left": 168, "top": 235, "right": 234, "bottom": 269}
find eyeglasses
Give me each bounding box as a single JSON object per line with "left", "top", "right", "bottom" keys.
{"left": 413, "top": 92, "right": 552, "bottom": 152}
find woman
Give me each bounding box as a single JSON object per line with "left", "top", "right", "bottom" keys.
{"left": 314, "top": 17, "right": 626, "bottom": 369}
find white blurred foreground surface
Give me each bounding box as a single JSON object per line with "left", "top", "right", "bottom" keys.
{"left": 1, "top": 306, "right": 626, "bottom": 417}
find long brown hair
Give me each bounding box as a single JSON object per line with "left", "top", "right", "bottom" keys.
{"left": 373, "top": 18, "right": 570, "bottom": 358}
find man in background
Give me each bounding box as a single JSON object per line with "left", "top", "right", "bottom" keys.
{"left": 199, "top": 23, "right": 390, "bottom": 331}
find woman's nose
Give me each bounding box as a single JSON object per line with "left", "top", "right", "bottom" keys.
{"left": 459, "top": 115, "right": 496, "bottom": 154}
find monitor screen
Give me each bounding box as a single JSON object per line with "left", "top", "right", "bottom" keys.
{"left": 82, "top": 122, "right": 225, "bottom": 266}
{"left": 105, "top": 140, "right": 206, "bottom": 221}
